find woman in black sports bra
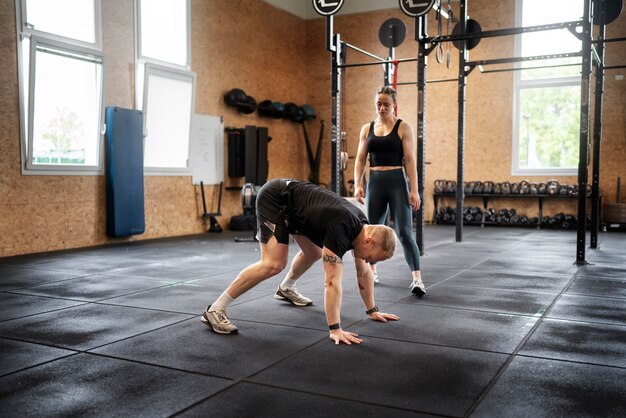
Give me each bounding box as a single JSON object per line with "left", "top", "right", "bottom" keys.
{"left": 354, "top": 86, "right": 426, "bottom": 296}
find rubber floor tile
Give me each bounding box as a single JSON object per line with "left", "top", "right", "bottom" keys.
{"left": 349, "top": 303, "right": 538, "bottom": 353}
{"left": 565, "top": 276, "right": 626, "bottom": 298}
{"left": 110, "top": 260, "right": 229, "bottom": 281}
{"left": 91, "top": 317, "right": 327, "bottom": 380}
{"left": 0, "top": 353, "right": 230, "bottom": 417}
{"left": 587, "top": 251, "right": 626, "bottom": 265}
{"left": 249, "top": 337, "right": 508, "bottom": 417}
{"left": 470, "top": 356, "right": 626, "bottom": 418}
{"left": 9, "top": 274, "right": 174, "bottom": 302}
{"left": 547, "top": 294, "right": 626, "bottom": 325}
{"left": 178, "top": 382, "right": 436, "bottom": 418}
{"left": 230, "top": 292, "right": 370, "bottom": 331}
{"left": 472, "top": 258, "right": 578, "bottom": 275}
{"left": 0, "top": 266, "right": 84, "bottom": 291}
{"left": 0, "top": 293, "right": 85, "bottom": 322}
{"left": 397, "top": 284, "right": 558, "bottom": 316}
{"left": 519, "top": 319, "right": 626, "bottom": 368}
{"left": 103, "top": 281, "right": 267, "bottom": 315}
{"left": 0, "top": 303, "right": 193, "bottom": 351}
{"left": 185, "top": 268, "right": 318, "bottom": 291}
{"left": 445, "top": 269, "right": 572, "bottom": 293}
{"left": 0, "top": 338, "right": 76, "bottom": 376}
{"left": 574, "top": 265, "right": 626, "bottom": 280}
{"left": 418, "top": 253, "right": 490, "bottom": 268}
{"left": 10, "top": 254, "right": 156, "bottom": 275}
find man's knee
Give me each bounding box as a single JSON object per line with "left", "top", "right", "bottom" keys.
{"left": 305, "top": 247, "right": 323, "bottom": 261}
{"left": 262, "top": 260, "right": 287, "bottom": 276}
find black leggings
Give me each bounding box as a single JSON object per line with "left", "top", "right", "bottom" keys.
{"left": 366, "top": 169, "right": 420, "bottom": 271}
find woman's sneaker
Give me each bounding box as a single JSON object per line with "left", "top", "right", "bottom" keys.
{"left": 410, "top": 279, "right": 426, "bottom": 297}
{"left": 274, "top": 286, "right": 313, "bottom": 306}
{"left": 201, "top": 306, "right": 238, "bottom": 334}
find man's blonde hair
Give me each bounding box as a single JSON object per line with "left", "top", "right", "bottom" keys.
{"left": 370, "top": 225, "right": 396, "bottom": 259}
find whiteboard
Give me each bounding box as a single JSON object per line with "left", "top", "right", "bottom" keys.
{"left": 189, "top": 114, "right": 224, "bottom": 185}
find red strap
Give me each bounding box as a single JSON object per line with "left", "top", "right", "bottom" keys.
{"left": 392, "top": 59, "right": 399, "bottom": 89}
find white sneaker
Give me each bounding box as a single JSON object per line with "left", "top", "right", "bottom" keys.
{"left": 201, "top": 306, "right": 238, "bottom": 334}
{"left": 274, "top": 286, "right": 313, "bottom": 306}
{"left": 372, "top": 271, "right": 379, "bottom": 285}
{"left": 410, "top": 279, "right": 426, "bottom": 297}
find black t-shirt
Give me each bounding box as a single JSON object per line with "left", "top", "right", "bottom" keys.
{"left": 285, "top": 181, "right": 367, "bottom": 258}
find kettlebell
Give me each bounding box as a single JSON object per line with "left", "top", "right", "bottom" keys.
{"left": 546, "top": 180, "right": 559, "bottom": 195}
{"left": 519, "top": 180, "right": 530, "bottom": 194}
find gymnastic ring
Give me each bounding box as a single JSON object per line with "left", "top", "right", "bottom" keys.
{"left": 435, "top": 42, "right": 444, "bottom": 64}
{"left": 340, "top": 151, "right": 349, "bottom": 171}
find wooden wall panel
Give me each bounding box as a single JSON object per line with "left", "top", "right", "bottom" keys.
{"left": 0, "top": 0, "right": 312, "bottom": 256}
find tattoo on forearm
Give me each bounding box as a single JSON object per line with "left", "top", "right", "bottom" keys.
{"left": 323, "top": 254, "right": 343, "bottom": 264}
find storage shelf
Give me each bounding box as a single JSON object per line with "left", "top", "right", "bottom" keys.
{"left": 433, "top": 192, "right": 593, "bottom": 229}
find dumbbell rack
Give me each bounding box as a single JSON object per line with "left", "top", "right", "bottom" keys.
{"left": 433, "top": 192, "right": 594, "bottom": 228}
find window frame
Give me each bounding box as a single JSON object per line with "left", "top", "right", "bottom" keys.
{"left": 25, "top": 36, "right": 105, "bottom": 173}
{"left": 134, "top": 0, "right": 194, "bottom": 175}
{"left": 135, "top": 0, "right": 191, "bottom": 70}
{"left": 142, "top": 63, "right": 196, "bottom": 175}
{"left": 15, "top": 0, "right": 105, "bottom": 175}
{"left": 511, "top": 0, "right": 582, "bottom": 177}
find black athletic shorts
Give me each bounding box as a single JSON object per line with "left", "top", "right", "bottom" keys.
{"left": 255, "top": 178, "right": 294, "bottom": 244}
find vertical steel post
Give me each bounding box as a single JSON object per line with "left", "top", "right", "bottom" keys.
{"left": 576, "top": 0, "right": 592, "bottom": 264}
{"left": 330, "top": 32, "right": 342, "bottom": 194}
{"left": 590, "top": 0, "right": 606, "bottom": 249}
{"left": 455, "top": 0, "right": 468, "bottom": 242}
{"left": 416, "top": 15, "right": 427, "bottom": 255}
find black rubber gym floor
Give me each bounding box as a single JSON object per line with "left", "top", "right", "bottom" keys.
{"left": 0, "top": 225, "right": 624, "bottom": 417}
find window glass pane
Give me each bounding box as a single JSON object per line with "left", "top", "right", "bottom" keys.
{"left": 144, "top": 72, "right": 193, "bottom": 168}
{"left": 139, "top": 0, "right": 188, "bottom": 66}
{"left": 25, "top": 0, "right": 96, "bottom": 44}
{"left": 518, "top": 85, "right": 580, "bottom": 170}
{"left": 520, "top": 0, "right": 583, "bottom": 80}
{"left": 31, "top": 46, "right": 102, "bottom": 166}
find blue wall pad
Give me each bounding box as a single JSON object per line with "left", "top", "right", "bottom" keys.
{"left": 105, "top": 106, "right": 145, "bottom": 237}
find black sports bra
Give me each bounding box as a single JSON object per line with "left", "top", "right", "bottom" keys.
{"left": 366, "top": 119, "right": 404, "bottom": 167}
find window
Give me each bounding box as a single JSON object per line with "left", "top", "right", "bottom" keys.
{"left": 16, "top": 0, "right": 103, "bottom": 174}
{"left": 512, "top": 0, "right": 583, "bottom": 175}
{"left": 135, "top": 0, "right": 194, "bottom": 174}
{"left": 142, "top": 64, "right": 195, "bottom": 171}
{"left": 137, "top": 0, "right": 189, "bottom": 67}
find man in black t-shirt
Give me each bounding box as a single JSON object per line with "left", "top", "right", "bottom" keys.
{"left": 202, "top": 179, "right": 399, "bottom": 346}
